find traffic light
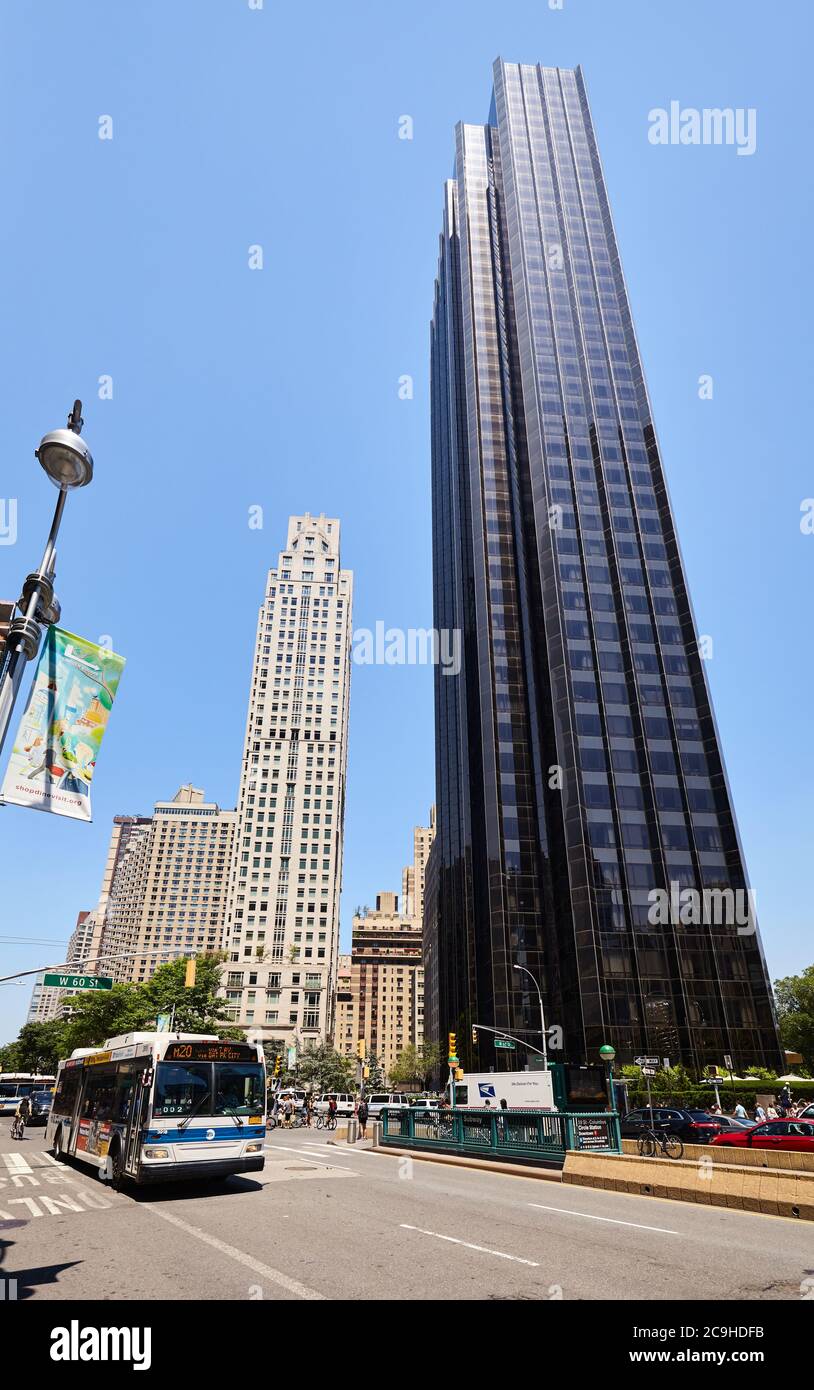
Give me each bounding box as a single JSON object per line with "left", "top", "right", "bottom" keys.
{"left": 472, "top": 1026, "right": 478, "bottom": 1045}
{"left": 363, "top": 1065, "right": 369, "bottom": 1079}
{"left": 273, "top": 1054, "right": 281, "bottom": 1078}
{"left": 448, "top": 1032, "right": 458, "bottom": 1064}
{"left": 357, "top": 1039, "right": 366, "bottom": 1060}
{"left": 455, "top": 1068, "right": 464, "bottom": 1081}
{"left": 184, "top": 958, "right": 196, "bottom": 988}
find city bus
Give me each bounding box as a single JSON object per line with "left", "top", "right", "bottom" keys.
{"left": 0, "top": 1072, "right": 56, "bottom": 1115}
{"left": 46, "top": 1032, "right": 266, "bottom": 1187}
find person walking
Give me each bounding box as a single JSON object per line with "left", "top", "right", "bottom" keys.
{"left": 754, "top": 1103, "right": 766, "bottom": 1122}
{"left": 733, "top": 1101, "right": 748, "bottom": 1121}
{"left": 357, "top": 1097, "right": 369, "bottom": 1141}
{"left": 778, "top": 1084, "right": 792, "bottom": 1117}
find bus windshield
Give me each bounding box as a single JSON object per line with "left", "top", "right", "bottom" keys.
{"left": 152, "top": 1061, "right": 264, "bottom": 1118}
{"left": 214, "top": 1064, "right": 264, "bottom": 1117}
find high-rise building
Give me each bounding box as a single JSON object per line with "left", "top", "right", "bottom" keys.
{"left": 26, "top": 909, "right": 107, "bottom": 1022}
{"left": 428, "top": 58, "right": 781, "bottom": 1072}
{"left": 223, "top": 513, "right": 353, "bottom": 1042}
{"left": 333, "top": 952, "right": 354, "bottom": 1058}
{"left": 402, "top": 805, "right": 436, "bottom": 921}
{"left": 348, "top": 892, "right": 424, "bottom": 1079}
{"left": 93, "top": 786, "right": 236, "bottom": 983}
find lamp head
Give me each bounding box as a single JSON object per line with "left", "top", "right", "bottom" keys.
{"left": 36, "top": 428, "right": 94, "bottom": 490}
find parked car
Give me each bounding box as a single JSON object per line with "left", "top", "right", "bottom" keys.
{"left": 28, "top": 1090, "right": 53, "bottom": 1125}
{"left": 366, "top": 1093, "right": 411, "bottom": 1120}
{"left": 709, "top": 1115, "right": 754, "bottom": 1131}
{"left": 798, "top": 1104, "right": 814, "bottom": 1119}
{"left": 315, "top": 1092, "right": 356, "bottom": 1116}
{"left": 409, "top": 1097, "right": 444, "bottom": 1111}
{"left": 710, "top": 1119, "right": 814, "bottom": 1153}
{"left": 620, "top": 1108, "right": 727, "bottom": 1144}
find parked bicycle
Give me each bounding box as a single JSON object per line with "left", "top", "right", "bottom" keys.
{"left": 637, "top": 1126, "right": 684, "bottom": 1159}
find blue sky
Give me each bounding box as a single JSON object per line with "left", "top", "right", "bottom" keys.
{"left": 0, "top": 0, "right": 811, "bottom": 1039}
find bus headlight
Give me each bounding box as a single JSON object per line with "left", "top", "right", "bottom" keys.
{"left": 143, "top": 1146, "right": 169, "bottom": 1159}
{"left": 245, "top": 1141, "right": 262, "bottom": 1153}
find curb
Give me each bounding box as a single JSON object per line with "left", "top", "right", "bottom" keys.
{"left": 369, "top": 1145, "right": 563, "bottom": 1181}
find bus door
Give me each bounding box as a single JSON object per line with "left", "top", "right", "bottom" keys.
{"left": 124, "top": 1067, "right": 152, "bottom": 1177}
{"left": 68, "top": 1070, "right": 88, "bottom": 1156}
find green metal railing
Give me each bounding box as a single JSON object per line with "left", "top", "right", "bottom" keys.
{"left": 378, "top": 1107, "right": 621, "bottom": 1162}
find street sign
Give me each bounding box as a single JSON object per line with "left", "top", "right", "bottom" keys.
{"left": 494, "top": 1038, "right": 516, "bottom": 1050}
{"left": 634, "top": 1055, "right": 659, "bottom": 1067}
{"left": 641, "top": 1066, "right": 657, "bottom": 1077}
{"left": 42, "top": 973, "right": 113, "bottom": 991}
{"left": 724, "top": 1054, "right": 733, "bottom": 1070}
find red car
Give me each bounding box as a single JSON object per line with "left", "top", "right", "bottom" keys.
{"left": 710, "top": 1119, "right": 814, "bottom": 1153}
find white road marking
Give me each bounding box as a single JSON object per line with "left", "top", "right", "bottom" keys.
{"left": 399, "top": 1223, "right": 540, "bottom": 1267}
{"left": 528, "top": 1202, "right": 679, "bottom": 1235}
{"left": 144, "top": 1204, "right": 325, "bottom": 1300}
{"left": 269, "top": 1144, "right": 353, "bottom": 1165}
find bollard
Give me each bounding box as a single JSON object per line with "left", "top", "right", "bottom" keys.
{"left": 347, "top": 1118, "right": 359, "bottom": 1144}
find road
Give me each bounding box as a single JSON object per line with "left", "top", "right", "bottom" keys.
{"left": 1, "top": 1118, "right": 811, "bottom": 1301}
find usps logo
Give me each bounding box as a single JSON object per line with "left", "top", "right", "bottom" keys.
{"left": 478, "top": 1083, "right": 496, "bottom": 1099}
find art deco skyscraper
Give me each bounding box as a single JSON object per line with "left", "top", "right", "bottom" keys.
{"left": 428, "top": 59, "right": 781, "bottom": 1071}
{"left": 224, "top": 514, "right": 353, "bottom": 1043}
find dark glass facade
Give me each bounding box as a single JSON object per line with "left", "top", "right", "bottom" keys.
{"left": 428, "top": 60, "right": 781, "bottom": 1073}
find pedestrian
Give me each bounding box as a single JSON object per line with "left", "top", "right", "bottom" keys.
{"left": 499, "top": 1098, "right": 508, "bottom": 1109}
{"left": 357, "top": 1096, "right": 369, "bottom": 1140}
{"left": 754, "top": 1103, "right": 766, "bottom": 1122}
{"left": 766, "top": 1105, "right": 778, "bottom": 1120}
{"left": 778, "top": 1084, "right": 792, "bottom": 1117}
{"left": 305, "top": 1092, "right": 313, "bottom": 1127}
{"left": 733, "top": 1101, "right": 747, "bottom": 1121}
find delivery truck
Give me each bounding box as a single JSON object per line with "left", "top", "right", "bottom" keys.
{"left": 448, "top": 1070, "right": 555, "bottom": 1110}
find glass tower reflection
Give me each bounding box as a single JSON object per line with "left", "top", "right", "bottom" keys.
{"left": 428, "top": 59, "right": 781, "bottom": 1072}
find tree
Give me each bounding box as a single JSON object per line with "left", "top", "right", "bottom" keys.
{"left": 143, "top": 954, "right": 241, "bottom": 1036}
{"left": 62, "top": 982, "right": 151, "bottom": 1051}
{"left": 294, "top": 1040, "right": 356, "bottom": 1093}
{"left": 389, "top": 1041, "right": 441, "bottom": 1091}
{"left": 14, "top": 1020, "right": 69, "bottom": 1073}
{"left": 775, "top": 967, "right": 814, "bottom": 1073}
{"left": 0, "top": 1039, "right": 23, "bottom": 1071}
{"left": 364, "top": 1050, "right": 386, "bottom": 1091}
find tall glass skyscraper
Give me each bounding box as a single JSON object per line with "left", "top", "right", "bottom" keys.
{"left": 428, "top": 59, "right": 781, "bottom": 1072}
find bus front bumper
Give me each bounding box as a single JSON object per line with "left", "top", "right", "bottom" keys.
{"left": 136, "top": 1154, "right": 265, "bottom": 1184}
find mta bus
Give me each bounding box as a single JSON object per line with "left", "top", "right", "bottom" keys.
{"left": 46, "top": 1032, "right": 266, "bottom": 1187}
{"left": 0, "top": 1072, "right": 56, "bottom": 1114}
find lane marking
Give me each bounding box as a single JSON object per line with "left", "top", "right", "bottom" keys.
{"left": 528, "top": 1202, "right": 679, "bottom": 1235}
{"left": 270, "top": 1144, "right": 353, "bottom": 1166}
{"left": 144, "top": 1204, "right": 325, "bottom": 1300}
{"left": 399, "top": 1223, "right": 540, "bottom": 1266}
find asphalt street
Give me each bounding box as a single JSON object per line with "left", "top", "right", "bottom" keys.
{"left": 1, "top": 1118, "right": 811, "bottom": 1301}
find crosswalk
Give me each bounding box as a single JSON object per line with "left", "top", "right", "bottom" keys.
{"left": 0, "top": 1148, "right": 114, "bottom": 1222}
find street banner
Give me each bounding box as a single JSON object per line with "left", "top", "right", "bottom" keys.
{"left": 0, "top": 626, "right": 125, "bottom": 821}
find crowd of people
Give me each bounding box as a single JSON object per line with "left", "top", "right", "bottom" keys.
{"left": 706, "top": 1083, "right": 805, "bottom": 1122}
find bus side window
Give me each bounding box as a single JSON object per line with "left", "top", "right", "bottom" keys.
{"left": 53, "top": 1071, "right": 80, "bottom": 1116}
{"left": 114, "top": 1067, "right": 137, "bottom": 1123}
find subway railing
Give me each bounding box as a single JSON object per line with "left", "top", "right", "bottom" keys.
{"left": 378, "top": 1106, "right": 621, "bottom": 1162}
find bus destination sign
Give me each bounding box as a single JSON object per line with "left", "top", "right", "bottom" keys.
{"left": 163, "top": 1041, "right": 258, "bottom": 1063}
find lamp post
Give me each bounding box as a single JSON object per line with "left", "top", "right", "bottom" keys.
{"left": 0, "top": 401, "right": 93, "bottom": 762}
{"left": 512, "top": 963, "right": 548, "bottom": 1072}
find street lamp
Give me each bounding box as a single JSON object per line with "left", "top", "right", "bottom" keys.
{"left": 512, "top": 963, "right": 548, "bottom": 1072}
{"left": 0, "top": 401, "right": 93, "bottom": 761}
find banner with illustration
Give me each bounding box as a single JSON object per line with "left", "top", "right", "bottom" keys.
{"left": 0, "top": 627, "right": 126, "bottom": 821}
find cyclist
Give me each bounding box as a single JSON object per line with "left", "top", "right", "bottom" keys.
{"left": 12, "top": 1095, "right": 30, "bottom": 1139}
{"left": 328, "top": 1095, "right": 338, "bottom": 1129}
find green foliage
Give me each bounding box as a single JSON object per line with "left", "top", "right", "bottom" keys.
{"left": 142, "top": 954, "right": 239, "bottom": 1035}
{"left": 389, "top": 1041, "right": 442, "bottom": 1090}
{"left": 13, "top": 1020, "right": 70, "bottom": 1072}
{"left": 295, "top": 1040, "right": 356, "bottom": 1094}
{"left": 61, "top": 982, "right": 151, "bottom": 1051}
{"left": 364, "top": 1050, "right": 386, "bottom": 1091}
{"left": 775, "top": 967, "right": 814, "bottom": 1073}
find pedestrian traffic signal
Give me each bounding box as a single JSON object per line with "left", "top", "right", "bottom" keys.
{"left": 184, "top": 958, "right": 196, "bottom": 988}
{"left": 357, "top": 1039, "right": 365, "bottom": 1060}
{"left": 472, "top": 1026, "right": 478, "bottom": 1044}
{"left": 363, "top": 1065, "right": 369, "bottom": 1079}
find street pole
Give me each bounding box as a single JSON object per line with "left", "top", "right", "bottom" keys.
{"left": 512, "top": 963, "right": 548, "bottom": 1072}
{"left": 0, "top": 401, "right": 93, "bottom": 761}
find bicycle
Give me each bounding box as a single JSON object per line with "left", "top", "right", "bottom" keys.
{"left": 637, "top": 1126, "right": 684, "bottom": 1159}
{"left": 315, "top": 1112, "right": 337, "bottom": 1131}
{"left": 10, "top": 1115, "right": 25, "bottom": 1141}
